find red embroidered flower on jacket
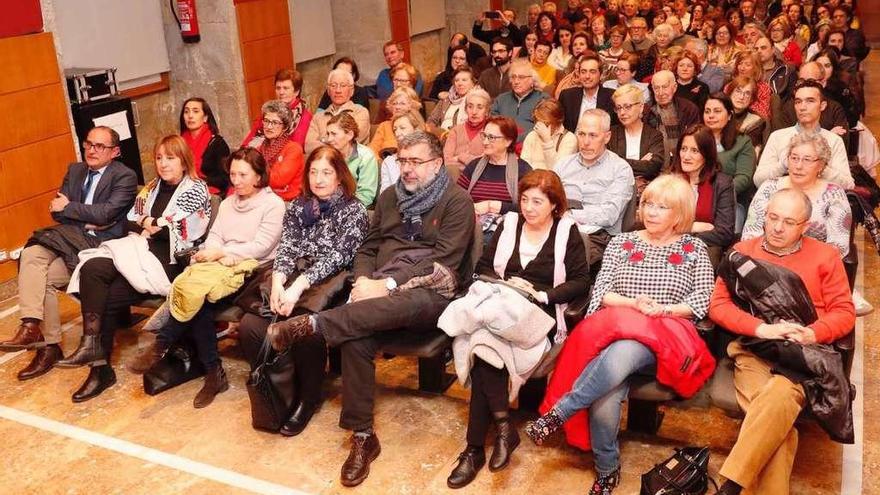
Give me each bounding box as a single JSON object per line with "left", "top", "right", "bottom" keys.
{"left": 682, "top": 242, "right": 695, "bottom": 253}
{"left": 668, "top": 252, "right": 684, "bottom": 265}
{"left": 622, "top": 240, "right": 635, "bottom": 252}
{"left": 629, "top": 251, "right": 645, "bottom": 263}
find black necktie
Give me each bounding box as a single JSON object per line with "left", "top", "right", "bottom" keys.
{"left": 82, "top": 170, "right": 99, "bottom": 202}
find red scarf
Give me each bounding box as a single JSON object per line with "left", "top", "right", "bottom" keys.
{"left": 464, "top": 119, "right": 486, "bottom": 141}
{"left": 694, "top": 178, "right": 715, "bottom": 223}
{"left": 182, "top": 123, "right": 213, "bottom": 179}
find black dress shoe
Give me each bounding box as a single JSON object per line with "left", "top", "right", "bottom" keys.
{"left": 447, "top": 446, "right": 486, "bottom": 489}
{"left": 72, "top": 365, "right": 117, "bottom": 403}
{"left": 489, "top": 412, "right": 520, "bottom": 471}
{"left": 280, "top": 401, "right": 320, "bottom": 437}
{"left": 340, "top": 432, "right": 381, "bottom": 487}
{"left": 17, "top": 345, "right": 62, "bottom": 381}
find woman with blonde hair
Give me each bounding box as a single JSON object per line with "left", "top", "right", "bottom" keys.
{"left": 528, "top": 174, "right": 715, "bottom": 494}
{"left": 60, "top": 135, "right": 212, "bottom": 401}
{"left": 520, "top": 99, "right": 577, "bottom": 170}
{"left": 380, "top": 111, "right": 427, "bottom": 191}
{"left": 369, "top": 86, "right": 423, "bottom": 157}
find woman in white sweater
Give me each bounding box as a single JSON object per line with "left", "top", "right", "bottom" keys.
{"left": 520, "top": 99, "right": 576, "bottom": 170}
{"left": 127, "top": 147, "right": 285, "bottom": 408}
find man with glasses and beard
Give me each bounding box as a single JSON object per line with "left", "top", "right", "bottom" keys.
{"left": 479, "top": 37, "right": 514, "bottom": 99}
{"left": 267, "top": 131, "right": 475, "bottom": 488}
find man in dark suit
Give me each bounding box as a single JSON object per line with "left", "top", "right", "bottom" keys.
{"left": 0, "top": 126, "right": 137, "bottom": 382}
{"left": 559, "top": 53, "right": 617, "bottom": 133}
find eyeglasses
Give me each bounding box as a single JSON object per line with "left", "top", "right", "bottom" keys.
{"left": 614, "top": 102, "right": 641, "bottom": 112}
{"left": 262, "top": 118, "right": 284, "bottom": 128}
{"left": 732, "top": 88, "right": 753, "bottom": 98}
{"left": 642, "top": 201, "right": 672, "bottom": 212}
{"left": 509, "top": 74, "right": 532, "bottom": 80}
{"left": 328, "top": 83, "right": 352, "bottom": 90}
{"left": 83, "top": 140, "right": 115, "bottom": 152}
{"left": 787, "top": 154, "right": 820, "bottom": 165}
{"left": 480, "top": 132, "right": 505, "bottom": 142}
{"left": 392, "top": 78, "right": 411, "bottom": 84}
{"left": 766, "top": 213, "right": 808, "bottom": 228}
{"left": 614, "top": 65, "right": 632, "bottom": 72}
{"left": 397, "top": 157, "right": 438, "bottom": 168}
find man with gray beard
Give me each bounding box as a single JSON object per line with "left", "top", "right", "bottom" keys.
{"left": 266, "top": 131, "right": 475, "bottom": 488}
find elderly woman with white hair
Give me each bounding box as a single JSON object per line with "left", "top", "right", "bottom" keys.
{"left": 444, "top": 88, "right": 492, "bottom": 182}
{"left": 527, "top": 174, "right": 716, "bottom": 494}
{"left": 304, "top": 68, "right": 371, "bottom": 154}
{"left": 742, "top": 131, "right": 852, "bottom": 257}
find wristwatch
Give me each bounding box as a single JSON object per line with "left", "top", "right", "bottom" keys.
{"left": 385, "top": 278, "right": 398, "bottom": 291}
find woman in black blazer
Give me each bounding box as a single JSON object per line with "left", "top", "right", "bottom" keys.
{"left": 608, "top": 84, "right": 665, "bottom": 196}
{"left": 669, "top": 124, "right": 735, "bottom": 266}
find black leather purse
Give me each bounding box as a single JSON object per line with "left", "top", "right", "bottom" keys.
{"left": 246, "top": 323, "right": 298, "bottom": 432}
{"left": 640, "top": 446, "right": 717, "bottom": 495}
{"left": 143, "top": 340, "right": 205, "bottom": 396}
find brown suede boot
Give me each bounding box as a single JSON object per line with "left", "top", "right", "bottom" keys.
{"left": 193, "top": 364, "right": 229, "bottom": 409}
{"left": 0, "top": 320, "right": 46, "bottom": 351}
{"left": 125, "top": 339, "right": 169, "bottom": 375}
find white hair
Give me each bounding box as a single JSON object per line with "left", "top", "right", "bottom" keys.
{"left": 327, "top": 68, "right": 354, "bottom": 86}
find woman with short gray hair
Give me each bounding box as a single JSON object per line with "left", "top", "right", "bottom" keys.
{"left": 742, "top": 131, "right": 852, "bottom": 257}
{"left": 245, "top": 99, "right": 305, "bottom": 201}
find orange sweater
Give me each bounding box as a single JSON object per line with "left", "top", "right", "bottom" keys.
{"left": 708, "top": 236, "right": 855, "bottom": 344}
{"left": 267, "top": 140, "right": 305, "bottom": 201}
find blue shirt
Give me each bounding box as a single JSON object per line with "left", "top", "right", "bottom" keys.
{"left": 83, "top": 166, "right": 108, "bottom": 205}
{"left": 375, "top": 68, "right": 425, "bottom": 101}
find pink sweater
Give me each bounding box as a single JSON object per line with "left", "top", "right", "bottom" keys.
{"left": 205, "top": 187, "right": 285, "bottom": 263}
{"left": 443, "top": 123, "right": 485, "bottom": 183}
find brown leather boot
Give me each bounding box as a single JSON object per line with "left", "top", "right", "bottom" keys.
{"left": 267, "top": 314, "right": 314, "bottom": 351}
{"left": 340, "top": 432, "right": 381, "bottom": 487}
{"left": 125, "top": 339, "right": 169, "bottom": 375}
{"left": 17, "top": 345, "right": 63, "bottom": 381}
{"left": 193, "top": 364, "right": 229, "bottom": 409}
{"left": 57, "top": 313, "right": 106, "bottom": 368}
{"left": 0, "top": 321, "right": 46, "bottom": 351}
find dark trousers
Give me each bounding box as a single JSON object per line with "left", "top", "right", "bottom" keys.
{"left": 467, "top": 358, "right": 511, "bottom": 446}
{"left": 78, "top": 257, "right": 149, "bottom": 364}
{"left": 238, "top": 312, "right": 327, "bottom": 406}
{"left": 158, "top": 303, "right": 220, "bottom": 369}
{"left": 315, "top": 288, "right": 451, "bottom": 431}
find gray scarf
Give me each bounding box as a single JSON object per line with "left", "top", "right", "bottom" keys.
{"left": 395, "top": 166, "right": 450, "bottom": 240}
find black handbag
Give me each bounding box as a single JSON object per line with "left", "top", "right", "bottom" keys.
{"left": 246, "top": 325, "right": 298, "bottom": 432}
{"left": 143, "top": 341, "right": 206, "bottom": 396}
{"left": 640, "top": 446, "right": 717, "bottom": 495}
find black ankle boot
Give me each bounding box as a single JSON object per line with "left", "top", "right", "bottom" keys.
{"left": 447, "top": 445, "right": 485, "bottom": 489}
{"left": 280, "top": 401, "right": 321, "bottom": 437}
{"left": 57, "top": 313, "right": 106, "bottom": 368}
{"left": 488, "top": 411, "right": 520, "bottom": 471}
{"left": 72, "top": 365, "right": 117, "bottom": 402}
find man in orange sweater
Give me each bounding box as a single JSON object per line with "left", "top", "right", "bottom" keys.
{"left": 709, "top": 188, "right": 855, "bottom": 495}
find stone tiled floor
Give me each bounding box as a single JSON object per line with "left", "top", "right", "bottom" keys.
{"left": 2, "top": 53, "right": 880, "bottom": 495}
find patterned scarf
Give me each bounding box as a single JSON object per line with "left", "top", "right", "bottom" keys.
{"left": 395, "top": 165, "right": 450, "bottom": 240}
{"left": 300, "top": 187, "right": 344, "bottom": 227}
{"left": 288, "top": 98, "right": 305, "bottom": 136}
{"left": 260, "top": 131, "right": 291, "bottom": 166}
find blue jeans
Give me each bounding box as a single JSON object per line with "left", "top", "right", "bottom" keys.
{"left": 554, "top": 339, "right": 656, "bottom": 475}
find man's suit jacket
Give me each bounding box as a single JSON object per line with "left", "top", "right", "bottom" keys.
{"left": 559, "top": 86, "right": 618, "bottom": 133}
{"left": 52, "top": 160, "right": 138, "bottom": 241}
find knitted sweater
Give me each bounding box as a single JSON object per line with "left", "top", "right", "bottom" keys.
{"left": 708, "top": 236, "right": 855, "bottom": 343}
{"left": 204, "top": 187, "right": 285, "bottom": 263}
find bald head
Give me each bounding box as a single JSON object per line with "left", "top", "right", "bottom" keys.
{"left": 769, "top": 188, "right": 812, "bottom": 222}
{"left": 651, "top": 70, "right": 677, "bottom": 106}
{"left": 798, "top": 62, "right": 825, "bottom": 84}
{"left": 764, "top": 188, "right": 812, "bottom": 250}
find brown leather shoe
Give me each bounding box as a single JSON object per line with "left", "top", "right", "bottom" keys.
{"left": 193, "top": 364, "right": 229, "bottom": 409}
{"left": 340, "top": 433, "right": 381, "bottom": 487}
{"left": 0, "top": 321, "right": 46, "bottom": 352}
{"left": 17, "top": 344, "right": 63, "bottom": 381}
{"left": 267, "top": 314, "right": 314, "bottom": 351}
{"left": 125, "top": 340, "right": 169, "bottom": 375}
